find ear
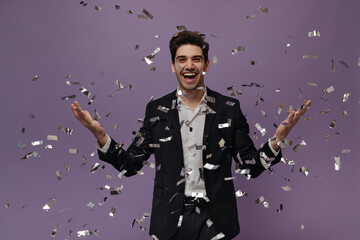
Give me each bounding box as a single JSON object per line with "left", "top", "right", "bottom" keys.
{"left": 171, "top": 61, "right": 175, "bottom": 73}
{"left": 204, "top": 59, "right": 210, "bottom": 72}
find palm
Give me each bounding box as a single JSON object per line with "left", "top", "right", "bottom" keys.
{"left": 71, "top": 101, "right": 104, "bottom": 136}
{"left": 276, "top": 100, "right": 312, "bottom": 140}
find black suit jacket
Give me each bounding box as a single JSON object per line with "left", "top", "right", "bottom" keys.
{"left": 98, "top": 88, "right": 282, "bottom": 239}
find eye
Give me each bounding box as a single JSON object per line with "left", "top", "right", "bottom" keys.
{"left": 193, "top": 57, "right": 202, "bottom": 62}
{"left": 178, "top": 58, "right": 186, "bottom": 63}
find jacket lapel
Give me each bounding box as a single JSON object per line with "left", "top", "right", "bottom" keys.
{"left": 166, "top": 91, "right": 184, "bottom": 167}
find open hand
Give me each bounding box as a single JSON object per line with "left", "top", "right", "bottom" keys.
{"left": 71, "top": 101, "right": 106, "bottom": 142}
{"left": 273, "top": 100, "right": 312, "bottom": 144}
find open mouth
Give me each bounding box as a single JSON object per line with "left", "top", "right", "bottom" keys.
{"left": 182, "top": 72, "right": 198, "bottom": 80}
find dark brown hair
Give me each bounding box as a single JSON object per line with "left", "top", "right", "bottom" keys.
{"left": 169, "top": 31, "right": 209, "bottom": 63}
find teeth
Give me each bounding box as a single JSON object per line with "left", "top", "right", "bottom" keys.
{"left": 183, "top": 73, "right": 197, "bottom": 77}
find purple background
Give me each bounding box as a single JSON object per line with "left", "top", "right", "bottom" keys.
{"left": 1, "top": 0, "right": 359, "bottom": 239}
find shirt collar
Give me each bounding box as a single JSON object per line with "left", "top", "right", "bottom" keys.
{"left": 176, "top": 86, "right": 208, "bottom": 107}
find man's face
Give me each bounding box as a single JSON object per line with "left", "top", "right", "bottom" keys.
{"left": 171, "top": 44, "right": 210, "bottom": 91}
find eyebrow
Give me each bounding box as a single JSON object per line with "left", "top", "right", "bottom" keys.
{"left": 176, "top": 55, "right": 204, "bottom": 60}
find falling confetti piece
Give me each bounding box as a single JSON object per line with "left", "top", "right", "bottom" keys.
{"left": 212, "top": 55, "right": 218, "bottom": 65}
{"left": 231, "top": 46, "right": 247, "bottom": 54}
{"left": 246, "top": 14, "right": 256, "bottom": 18}
{"left": 323, "top": 86, "right": 334, "bottom": 94}
{"left": 176, "top": 25, "right": 187, "bottom": 31}
{"left": 334, "top": 156, "right": 341, "bottom": 171}
{"left": 281, "top": 186, "right": 292, "bottom": 191}
{"left": 293, "top": 140, "right": 306, "bottom": 152}
{"left": 32, "top": 75, "right": 40, "bottom": 81}
{"left": 299, "top": 166, "right": 309, "bottom": 176}
{"left": 95, "top": 6, "right": 102, "bottom": 11}
{"left": 43, "top": 199, "right": 57, "bottom": 211}
{"left": 303, "top": 55, "right": 318, "bottom": 60}
{"left": 342, "top": 93, "right": 350, "bottom": 102}
{"left": 235, "top": 189, "right": 248, "bottom": 197}
{"left": 258, "top": 6, "right": 269, "bottom": 12}
{"left": 308, "top": 30, "right": 321, "bottom": 37}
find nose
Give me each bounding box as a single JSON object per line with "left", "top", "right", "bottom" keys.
{"left": 184, "top": 59, "right": 195, "bottom": 70}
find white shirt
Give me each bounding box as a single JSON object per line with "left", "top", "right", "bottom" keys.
{"left": 177, "top": 89, "right": 208, "bottom": 197}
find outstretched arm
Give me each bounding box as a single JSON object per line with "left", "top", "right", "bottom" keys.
{"left": 270, "top": 100, "right": 312, "bottom": 151}
{"left": 70, "top": 101, "right": 108, "bottom": 147}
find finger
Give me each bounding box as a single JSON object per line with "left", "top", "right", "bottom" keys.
{"left": 287, "top": 105, "right": 293, "bottom": 114}
{"left": 74, "top": 101, "right": 82, "bottom": 110}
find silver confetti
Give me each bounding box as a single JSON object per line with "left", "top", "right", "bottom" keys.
{"left": 157, "top": 105, "right": 169, "bottom": 113}
{"left": 43, "top": 199, "right": 57, "bottom": 211}
{"left": 323, "top": 86, "right": 335, "bottom": 94}
{"left": 281, "top": 186, "right": 292, "bottom": 191}
{"left": 203, "top": 163, "right": 219, "bottom": 170}
{"left": 77, "top": 230, "right": 91, "bottom": 237}
{"left": 95, "top": 6, "right": 102, "bottom": 11}
{"left": 280, "top": 157, "right": 295, "bottom": 165}
{"left": 69, "top": 148, "right": 79, "bottom": 154}
{"left": 308, "top": 30, "right": 321, "bottom": 37}
{"left": 307, "top": 82, "right": 318, "bottom": 87}
{"left": 159, "top": 136, "right": 172, "bottom": 142}
{"left": 341, "top": 149, "right": 350, "bottom": 154}
{"left": 225, "top": 101, "right": 235, "bottom": 106}
{"left": 149, "top": 144, "right": 160, "bottom": 148}
{"left": 329, "top": 119, "right": 337, "bottom": 128}
{"left": 51, "top": 224, "right": 58, "bottom": 238}
{"left": 176, "top": 25, "right": 187, "bottom": 31}
{"left": 114, "top": 80, "right": 125, "bottom": 90}
{"left": 300, "top": 166, "right": 310, "bottom": 176}
{"left": 58, "top": 126, "right": 73, "bottom": 134}
{"left": 91, "top": 163, "right": 100, "bottom": 173}
{"left": 61, "top": 95, "right": 76, "bottom": 100}
{"left": 142, "top": 9, "right": 153, "bottom": 19}
{"left": 258, "top": 6, "right": 269, "bottom": 12}
{"left": 342, "top": 93, "right": 350, "bottom": 102}
{"left": 80, "top": 87, "right": 91, "bottom": 97}
{"left": 32, "top": 75, "right": 40, "bottom": 81}
{"left": 206, "top": 219, "right": 213, "bottom": 227}
{"left": 211, "top": 233, "right": 225, "bottom": 240}
{"left": 224, "top": 176, "right": 236, "bottom": 181}
{"left": 231, "top": 46, "right": 247, "bottom": 54}
{"left": 87, "top": 202, "right": 95, "bottom": 208}
{"left": 235, "top": 189, "right": 248, "bottom": 197}
{"left": 88, "top": 94, "right": 96, "bottom": 105}
{"left": 293, "top": 140, "right": 306, "bottom": 152}
{"left": 218, "top": 123, "right": 230, "bottom": 129}
{"left": 255, "top": 123, "right": 267, "bottom": 136}
{"left": 334, "top": 156, "right": 341, "bottom": 171}
{"left": 55, "top": 170, "right": 61, "bottom": 181}
{"left": 278, "top": 103, "right": 284, "bottom": 115}
{"left": 65, "top": 80, "right": 80, "bottom": 85}
{"left": 47, "top": 135, "right": 58, "bottom": 141}
{"left": 21, "top": 152, "right": 32, "bottom": 160}
{"left": 260, "top": 109, "right": 267, "bottom": 118}
{"left": 31, "top": 140, "right": 43, "bottom": 146}
{"left": 177, "top": 215, "right": 183, "bottom": 227}
{"left": 212, "top": 55, "right": 218, "bottom": 65}
{"left": 109, "top": 207, "right": 116, "bottom": 217}
{"left": 219, "top": 138, "right": 225, "bottom": 148}
{"left": 302, "top": 54, "right": 318, "bottom": 60}
{"left": 246, "top": 14, "right": 256, "bottom": 19}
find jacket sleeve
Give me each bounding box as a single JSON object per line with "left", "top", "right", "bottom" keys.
{"left": 97, "top": 102, "right": 154, "bottom": 177}
{"left": 232, "top": 100, "right": 282, "bottom": 178}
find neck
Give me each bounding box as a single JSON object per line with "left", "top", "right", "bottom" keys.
{"left": 178, "top": 85, "right": 205, "bottom": 111}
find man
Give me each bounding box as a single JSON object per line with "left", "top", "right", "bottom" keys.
{"left": 71, "top": 31, "right": 311, "bottom": 240}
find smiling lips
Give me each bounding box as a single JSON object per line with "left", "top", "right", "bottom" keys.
{"left": 182, "top": 72, "right": 198, "bottom": 80}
